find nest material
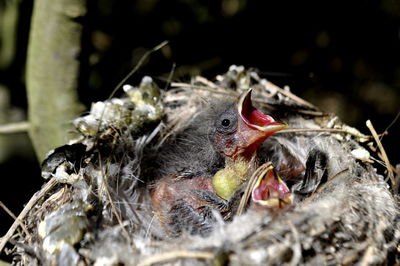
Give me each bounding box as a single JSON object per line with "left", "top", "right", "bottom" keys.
{"left": 4, "top": 66, "right": 400, "bottom": 265}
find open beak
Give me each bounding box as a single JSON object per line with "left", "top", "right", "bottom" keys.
{"left": 252, "top": 164, "right": 293, "bottom": 208}
{"left": 238, "top": 88, "right": 287, "bottom": 134}
{"left": 233, "top": 89, "right": 287, "bottom": 158}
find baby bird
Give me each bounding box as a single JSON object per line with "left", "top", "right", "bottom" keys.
{"left": 150, "top": 89, "right": 286, "bottom": 236}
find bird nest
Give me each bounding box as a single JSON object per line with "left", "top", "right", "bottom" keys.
{"left": 3, "top": 66, "right": 400, "bottom": 265}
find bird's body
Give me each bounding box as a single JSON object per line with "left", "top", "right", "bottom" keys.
{"left": 149, "top": 100, "right": 230, "bottom": 236}
{"left": 151, "top": 175, "right": 226, "bottom": 236}
{"left": 150, "top": 89, "right": 287, "bottom": 236}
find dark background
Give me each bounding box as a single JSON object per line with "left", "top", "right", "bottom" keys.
{"left": 0, "top": 0, "right": 399, "bottom": 247}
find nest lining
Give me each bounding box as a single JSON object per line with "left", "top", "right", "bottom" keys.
{"left": 4, "top": 66, "right": 400, "bottom": 265}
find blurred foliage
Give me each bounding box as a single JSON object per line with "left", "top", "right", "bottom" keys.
{"left": 0, "top": 0, "right": 33, "bottom": 164}
{"left": 0, "top": 0, "right": 18, "bottom": 69}
{"left": 26, "top": 0, "right": 87, "bottom": 161}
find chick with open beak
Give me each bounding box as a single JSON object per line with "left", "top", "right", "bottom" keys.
{"left": 210, "top": 89, "right": 287, "bottom": 201}
{"left": 151, "top": 89, "right": 287, "bottom": 236}
{"left": 251, "top": 163, "right": 294, "bottom": 209}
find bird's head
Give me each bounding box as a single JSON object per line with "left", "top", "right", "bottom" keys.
{"left": 252, "top": 163, "right": 293, "bottom": 209}
{"left": 210, "top": 89, "right": 287, "bottom": 161}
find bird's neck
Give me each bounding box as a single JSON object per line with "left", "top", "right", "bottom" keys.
{"left": 227, "top": 152, "right": 256, "bottom": 165}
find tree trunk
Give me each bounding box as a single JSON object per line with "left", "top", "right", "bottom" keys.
{"left": 26, "top": 0, "right": 86, "bottom": 161}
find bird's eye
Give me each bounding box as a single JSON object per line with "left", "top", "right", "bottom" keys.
{"left": 214, "top": 105, "right": 237, "bottom": 134}
{"left": 221, "top": 119, "right": 230, "bottom": 127}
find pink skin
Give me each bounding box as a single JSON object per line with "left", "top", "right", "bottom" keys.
{"left": 239, "top": 90, "right": 283, "bottom": 130}
{"left": 217, "top": 89, "right": 287, "bottom": 160}
{"left": 252, "top": 169, "right": 290, "bottom": 201}
{"left": 252, "top": 166, "right": 293, "bottom": 209}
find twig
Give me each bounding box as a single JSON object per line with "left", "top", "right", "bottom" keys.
{"left": 0, "top": 178, "right": 57, "bottom": 253}
{"left": 341, "top": 252, "right": 359, "bottom": 265}
{"left": 0, "top": 121, "right": 29, "bottom": 134}
{"left": 288, "top": 222, "right": 301, "bottom": 266}
{"left": 359, "top": 246, "right": 374, "bottom": 266}
{"left": 295, "top": 109, "right": 326, "bottom": 116}
{"left": 109, "top": 41, "right": 168, "bottom": 99}
{"left": 381, "top": 109, "right": 400, "bottom": 141}
{"left": 94, "top": 41, "right": 169, "bottom": 143}
{"left": 278, "top": 127, "right": 370, "bottom": 140}
{"left": 263, "top": 81, "right": 318, "bottom": 110}
{"left": 98, "top": 154, "right": 132, "bottom": 245}
{"left": 366, "top": 120, "right": 395, "bottom": 186}
{"left": 195, "top": 76, "right": 227, "bottom": 91}
{"left": 302, "top": 168, "right": 349, "bottom": 205}
{"left": 0, "top": 201, "right": 31, "bottom": 238}
{"left": 163, "top": 62, "right": 176, "bottom": 91}
{"left": 340, "top": 242, "right": 369, "bottom": 265}
{"left": 137, "top": 250, "right": 214, "bottom": 266}
{"left": 236, "top": 162, "right": 272, "bottom": 216}
{"left": 171, "top": 82, "right": 327, "bottom": 118}
{"left": 376, "top": 152, "right": 399, "bottom": 176}
{"left": 171, "top": 82, "right": 238, "bottom": 97}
